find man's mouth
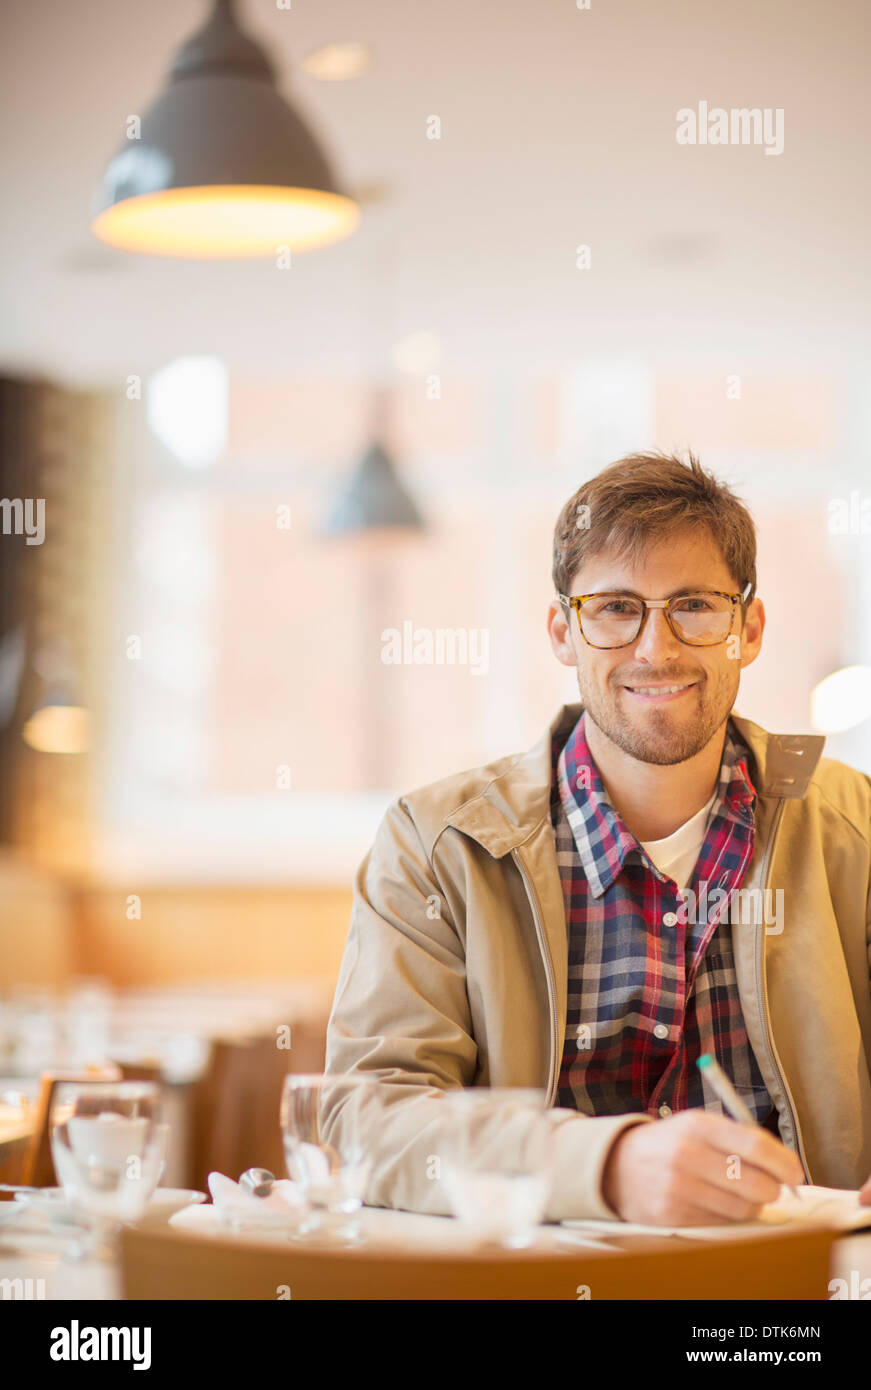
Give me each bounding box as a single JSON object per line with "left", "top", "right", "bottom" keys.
{"left": 621, "top": 681, "right": 698, "bottom": 704}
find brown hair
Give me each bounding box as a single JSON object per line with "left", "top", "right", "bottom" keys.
{"left": 552, "top": 450, "right": 757, "bottom": 613}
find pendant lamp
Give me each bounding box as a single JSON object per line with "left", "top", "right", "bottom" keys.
{"left": 21, "top": 639, "right": 90, "bottom": 754}
{"left": 322, "top": 383, "right": 425, "bottom": 537}
{"left": 91, "top": 0, "right": 359, "bottom": 258}
{"left": 322, "top": 439, "right": 425, "bottom": 536}
{"left": 22, "top": 689, "right": 91, "bottom": 755}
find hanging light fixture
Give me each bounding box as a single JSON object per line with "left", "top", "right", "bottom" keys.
{"left": 22, "top": 691, "right": 90, "bottom": 755}
{"left": 91, "top": 0, "right": 359, "bottom": 259}
{"left": 21, "top": 639, "right": 90, "bottom": 755}
{"left": 320, "top": 389, "right": 425, "bottom": 793}
{"left": 322, "top": 380, "right": 425, "bottom": 537}
{"left": 322, "top": 440, "right": 425, "bottom": 536}
{"left": 322, "top": 225, "right": 425, "bottom": 538}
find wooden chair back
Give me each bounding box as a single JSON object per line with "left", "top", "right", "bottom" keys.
{"left": 19, "top": 1064, "right": 123, "bottom": 1188}
{"left": 190, "top": 1035, "right": 291, "bottom": 1191}
{"left": 115, "top": 1061, "right": 164, "bottom": 1084}
{"left": 189, "top": 1012, "right": 329, "bottom": 1190}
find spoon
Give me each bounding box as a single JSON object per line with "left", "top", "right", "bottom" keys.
{"left": 239, "top": 1168, "right": 275, "bottom": 1198}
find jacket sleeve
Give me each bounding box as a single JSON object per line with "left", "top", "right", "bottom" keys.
{"left": 323, "top": 794, "right": 652, "bottom": 1221}
{"left": 866, "top": 846, "right": 871, "bottom": 992}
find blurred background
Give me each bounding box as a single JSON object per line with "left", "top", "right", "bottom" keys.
{"left": 0, "top": 0, "right": 869, "bottom": 1187}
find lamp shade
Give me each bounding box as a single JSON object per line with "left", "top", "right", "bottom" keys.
{"left": 810, "top": 665, "right": 871, "bottom": 734}
{"left": 322, "top": 441, "right": 426, "bottom": 536}
{"left": 91, "top": 0, "right": 359, "bottom": 258}
{"left": 22, "top": 688, "right": 90, "bottom": 754}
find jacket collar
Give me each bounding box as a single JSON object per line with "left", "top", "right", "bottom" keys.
{"left": 444, "top": 701, "right": 826, "bottom": 859}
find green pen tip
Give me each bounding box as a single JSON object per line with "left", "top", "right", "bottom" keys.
{"left": 696, "top": 1054, "right": 712, "bottom": 1069}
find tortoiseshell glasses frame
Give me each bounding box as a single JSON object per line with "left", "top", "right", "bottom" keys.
{"left": 557, "top": 581, "right": 753, "bottom": 649}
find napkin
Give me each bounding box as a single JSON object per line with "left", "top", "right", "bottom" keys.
{"left": 206, "top": 1172, "right": 304, "bottom": 1227}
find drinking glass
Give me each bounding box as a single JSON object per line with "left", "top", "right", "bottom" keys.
{"left": 280, "top": 1074, "right": 383, "bottom": 1246}
{"left": 439, "top": 1087, "right": 555, "bottom": 1249}
{"left": 50, "top": 1081, "right": 164, "bottom": 1260}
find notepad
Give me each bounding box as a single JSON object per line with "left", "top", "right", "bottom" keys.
{"left": 561, "top": 1185, "right": 871, "bottom": 1241}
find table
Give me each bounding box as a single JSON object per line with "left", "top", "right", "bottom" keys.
{"left": 2, "top": 1205, "right": 869, "bottom": 1301}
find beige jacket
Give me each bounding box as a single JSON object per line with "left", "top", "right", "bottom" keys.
{"left": 324, "top": 702, "right": 871, "bottom": 1220}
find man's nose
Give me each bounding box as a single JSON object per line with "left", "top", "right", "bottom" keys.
{"left": 632, "top": 606, "right": 683, "bottom": 660}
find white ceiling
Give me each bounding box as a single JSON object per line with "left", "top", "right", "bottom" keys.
{"left": 0, "top": 0, "right": 869, "bottom": 387}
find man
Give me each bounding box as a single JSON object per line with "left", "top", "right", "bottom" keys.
{"left": 325, "top": 450, "right": 871, "bottom": 1225}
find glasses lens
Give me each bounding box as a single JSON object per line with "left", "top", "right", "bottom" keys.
{"left": 578, "top": 593, "right": 734, "bottom": 647}
{"left": 578, "top": 595, "right": 645, "bottom": 647}
{"left": 669, "top": 594, "right": 734, "bottom": 644}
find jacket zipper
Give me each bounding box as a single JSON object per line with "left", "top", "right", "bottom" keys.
{"left": 512, "top": 847, "right": 559, "bottom": 1105}
{"left": 754, "top": 798, "right": 811, "bottom": 1181}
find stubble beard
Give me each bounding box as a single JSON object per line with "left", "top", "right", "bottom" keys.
{"left": 577, "top": 669, "right": 739, "bottom": 767}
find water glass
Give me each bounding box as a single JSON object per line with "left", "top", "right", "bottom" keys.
{"left": 439, "top": 1087, "right": 555, "bottom": 1249}
{"left": 50, "top": 1081, "right": 164, "bottom": 1259}
{"left": 280, "top": 1074, "right": 383, "bottom": 1245}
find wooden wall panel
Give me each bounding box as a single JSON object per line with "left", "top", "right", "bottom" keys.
{"left": 0, "top": 848, "right": 75, "bottom": 988}
{"left": 72, "top": 885, "right": 352, "bottom": 990}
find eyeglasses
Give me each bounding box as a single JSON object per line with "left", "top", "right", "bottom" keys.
{"left": 557, "top": 582, "right": 752, "bottom": 649}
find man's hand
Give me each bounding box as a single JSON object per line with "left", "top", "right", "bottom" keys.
{"left": 601, "top": 1110, "right": 805, "bottom": 1226}
{"left": 859, "top": 1174, "right": 871, "bottom": 1206}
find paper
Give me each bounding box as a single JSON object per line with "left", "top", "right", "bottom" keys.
{"left": 561, "top": 1185, "right": 871, "bottom": 1240}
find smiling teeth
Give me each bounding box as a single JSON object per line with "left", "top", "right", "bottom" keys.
{"left": 627, "top": 684, "right": 692, "bottom": 695}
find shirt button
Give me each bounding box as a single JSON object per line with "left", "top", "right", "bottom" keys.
{"left": 654, "top": 1023, "right": 669, "bottom": 1039}
{"left": 662, "top": 911, "right": 678, "bottom": 926}
{"left": 659, "top": 1104, "right": 672, "bottom": 1117}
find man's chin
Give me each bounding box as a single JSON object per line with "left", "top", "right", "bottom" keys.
{"left": 594, "top": 700, "right": 722, "bottom": 765}
{"left": 614, "top": 733, "right": 705, "bottom": 766}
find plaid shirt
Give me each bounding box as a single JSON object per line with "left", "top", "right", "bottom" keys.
{"left": 551, "top": 710, "right": 775, "bottom": 1123}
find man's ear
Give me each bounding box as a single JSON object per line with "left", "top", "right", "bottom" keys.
{"left": 737, "top": 597, "right": 765, "bottom": 670}
{"left": 547, "top": 598, "right": 578, "bottom": 670}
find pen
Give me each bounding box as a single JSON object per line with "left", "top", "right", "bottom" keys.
{"left": 695, "top": 1053, "right": 802, "bottom": 1200}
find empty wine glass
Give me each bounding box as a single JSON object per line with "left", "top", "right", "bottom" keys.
{"left": 50, "top": 1081, "right": 164, "bottom": 1260}
{"left": 280, "top": 1074, "right": 383, "bottom": 1246}
{"left": 439, "top": 1088, "right": 555, "bottom": 1249}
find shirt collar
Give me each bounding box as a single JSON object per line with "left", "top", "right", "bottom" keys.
{"left": 554, "top": 710, "right": 757, "bottom": 898}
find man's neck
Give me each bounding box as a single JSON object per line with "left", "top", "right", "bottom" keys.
{"left": 582, "top": 712, "right": 728, "bottom": 843}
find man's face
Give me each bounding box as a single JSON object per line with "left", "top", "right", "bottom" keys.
{"left": 547, "top": 528, "right": 764, "bottom": 766}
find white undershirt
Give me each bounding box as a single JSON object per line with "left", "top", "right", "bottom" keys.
{"left": 637, "top": 789, "right": 719, "bottom": 892}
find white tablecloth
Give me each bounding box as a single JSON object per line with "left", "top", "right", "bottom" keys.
{"left": 168, "top": 1200, "right": 610, "bottom": 1252}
